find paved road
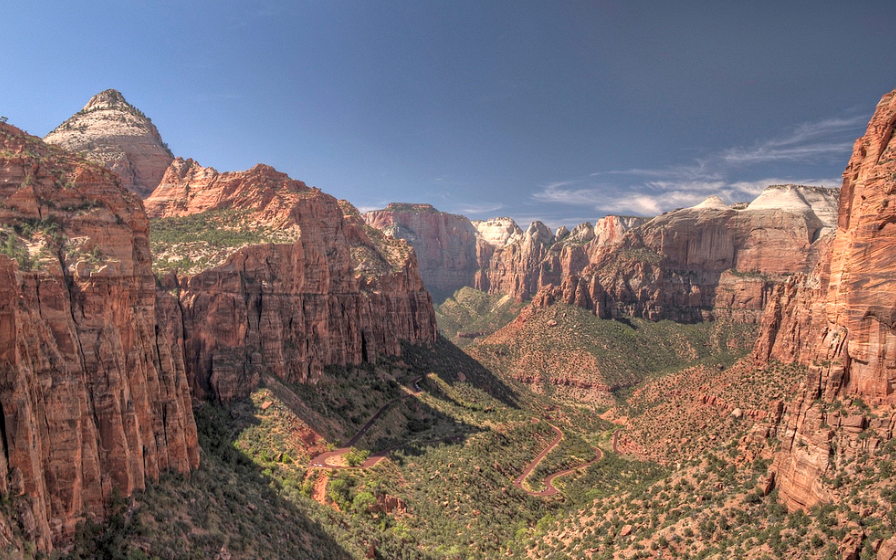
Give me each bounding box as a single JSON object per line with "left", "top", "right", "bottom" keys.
{"left": 307, "top": 381, "right": 608, "bottom": 497}
{"left": 513, "top": 423, "right": 602, "bottom": 497}
{"left": 309, "top": 376, "right": 423, "bottom": 469}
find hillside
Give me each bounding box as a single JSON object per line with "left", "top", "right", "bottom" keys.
{"left": 434, "top": 287, "right": 526, "bottom": 347}
{"left": 467, "top": 302, "right": 756, "bottom": 405}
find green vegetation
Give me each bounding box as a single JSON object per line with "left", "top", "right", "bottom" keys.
{"left": 434, "top": 287, "right": 526, "bottom": 347}
{"left": 149, "top": 209, "right": 298, "bottom": 273}
{"left": 471, "top": 303, "right": 756, "bottom": 404}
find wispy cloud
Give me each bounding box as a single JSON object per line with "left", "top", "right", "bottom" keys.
{"left": 460, "top": 203, "right": 504, "bottom": 215}
{"left": 533, "top": 112, "right": 861, "bottom": 217}
{"left": 721, "top": 114, "right": 866, "bottom": 165}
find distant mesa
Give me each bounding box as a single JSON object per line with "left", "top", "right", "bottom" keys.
{"left": 44, "top": 89, "right": 173, "bottom": 198}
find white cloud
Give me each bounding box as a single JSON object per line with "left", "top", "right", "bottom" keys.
{"left": 459, "top": 203, "right": 504, "bottom": 215}
{"left": 533, "top": 112, "right": 860, "bottom": 217}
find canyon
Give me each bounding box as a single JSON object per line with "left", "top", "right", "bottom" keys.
{"left": 0, "top": 93, "right": 437, "bottom": 551}
{"left": 0, "top": 84, "right": 892, "bottom": 558}
{"left": 365, "top": 185, "right": 838, "bottom": 324}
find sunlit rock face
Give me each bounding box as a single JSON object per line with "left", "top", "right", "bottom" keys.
{"left": 363, "top": 203, "right": 483, "bottom": 301}
{"left": 754, "top": 86, "right": 896, "bottom": 511}
{"left": 0, "top": 122, "right": 198, "bottom": 549}
{"left": 530, "top": 186, "right": 837, "bottom": 323}
{"left": 44, "top": 89, "right": 173, "bottom": 198}
{"left": 147, "top": 164, "right": 438, "bottom": 400}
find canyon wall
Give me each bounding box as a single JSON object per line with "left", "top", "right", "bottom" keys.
{"left": 363, "top": 203, "right": 483, "bottom": 302}
{"left": 0, "top": 123, "right": 198, "bottom": 548}
{"left": 754, "top": 87, "right": 896, "bottom": 512}
{"left": 366, "top": 187, "right": 836, "bottom": 323}
{"left": 539, "top": 185, "right": 838, "bottom": 323}
{"left": 147, "top": 162, "right": 438, "bottom": 401}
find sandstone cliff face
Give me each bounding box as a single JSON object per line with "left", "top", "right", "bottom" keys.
{"left": 44, "top": 90, "right": 174, "bottom": 198}
{"left": 148, "top": 164, "right": 438, "bottom": 401}
{"left": 363, "top": 204, "right": 482, "bottom": 302}
{"left": 0, "top": 123, "right": 198, "bottom": 548}
{"left": 754, "top": 88, "right": 896, "bottom": 512}
{"left": 536, "top": 186, "right": 838, "bottom": 322}
{"left": 471, "top": 217, "right": 523, "bottom": 248}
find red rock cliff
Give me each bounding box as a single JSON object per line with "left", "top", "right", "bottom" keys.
{"left": 0, "top": 123, "right": 198, "bottom": 548}
{"left": 147, "top": 161, "right": 438, "bottom": 401}
{"left": 363, "top": 204, "right": 483, "bottom": 302}
{"left": 536, "top": 186, "right": 837, "bottom": 323}
{"left": 755, "top": 86, "right": 896, "bottom": 511}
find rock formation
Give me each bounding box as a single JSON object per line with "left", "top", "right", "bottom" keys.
{"left": 471, "top": 217, "right": 523, "bottom": 248}
{"left": 363, "top": 204, "right": 483, "bottom": 302}
{"left": 532, "top": 186, "right": 838, "bottom": 322}
{"left": 44, "top": 89, "right": 173, "bottom": 198}
{"left": 147, "top": 164, "right": 438, "bottom": 401}
{"left": 754, "top": 86, "right": 896, "bottom": 511}
{"left": 365, "top": 186, "right": 836, "bottom": 324}
{"left": 0, "top": 123, "right": 198, "bottom": 548}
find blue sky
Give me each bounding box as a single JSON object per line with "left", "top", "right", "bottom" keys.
{"left": 3, "top": 1, "right": 896, "bottom": 228}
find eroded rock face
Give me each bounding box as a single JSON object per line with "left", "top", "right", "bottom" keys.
{"left": 755, "top": 86, "right": 896, "bottom": 512}
{"left": 44, "top": 89, "right": 174, "bottom": 198}
{"left": 536, "top": 186, "right": 837, "bottom": 322}
{"left": 472, "top": 217, "right": 523, "bottom": 248}
{"left": 148, "top": 165, "right": 438, "bottom": 400}
{"left": 363, "top": 204, "right": 482, "bottom": 301}
{"left": 0, "top": 123, "right": 198, "bottom": 548}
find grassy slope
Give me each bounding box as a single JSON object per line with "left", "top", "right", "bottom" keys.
{"left": 467, "top": 303, "right": 757, "bottom": 405}
{"left": 61, "top": 307, "right": 895, "bottom": 560}
{"left": 434, "top": 287, "right": 526, "bottom": 348}
{"left": 525, "top": 359, "right": 896, "bottom": 559}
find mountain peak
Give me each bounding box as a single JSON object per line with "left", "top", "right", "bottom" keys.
{"left": 83, "top": 89, "right": 131, "bottom": 112}
{"left": 45, "top": 89, "right": 172, "bottom": 198}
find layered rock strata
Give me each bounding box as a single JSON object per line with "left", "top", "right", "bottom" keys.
{"left": 0, "top": 123, "right": 198, "bottom": 548}
{"left": 147, "top": 163, "right": 438, "bottom": 401}
{"left": 754, "top": 86, "right": 896, "bottom": 511}
{"left": 363, "top": 203, "right": 483, "bottom": 301}
{"left": 532, "top": 185, "right": 838, "bottom": 322}
{"left": 44, "top": 89, "right": 173, "bottom": 198}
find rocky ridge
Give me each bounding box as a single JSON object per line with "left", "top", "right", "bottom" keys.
{"left": 146, "top": 164, "right": 439, "bottom": 401}
{"left": 367, "top": 187, "right": 836, "bottom": 323}
{"left": 44, "top": 89, "right": 173, "bottom": 198}
{"left": 532, "top": 185, "right": 838, "bottom": 323}
{"left": 0, "top": 123, "right": 198, "bottom": 548}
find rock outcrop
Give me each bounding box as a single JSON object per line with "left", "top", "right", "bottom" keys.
{"left": 754, "top": 86, "right": 896, "bottom": 511}
{"left": 363, "top": 204, "right": 482, "bottom": 302}
{"left": 533, "top": 186, "right": 838, "bottom": 322}
{"left": 471, "top": 217, "right": 523, "bottom": 248}
{"left": 0, "top": 123, "right": 198, "bottom": 548}
{"left": 366, "top": 187, "right": 835, "bottom": 324}
{"left": 44, "top": 89, "right": 173, "bottom": 198}
{"left": 147, "top": 164, "right": 438, "bottom": 400}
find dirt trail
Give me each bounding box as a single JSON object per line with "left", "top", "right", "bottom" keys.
{"left": 307, "top": 378, "right": 606, "bottom": 498}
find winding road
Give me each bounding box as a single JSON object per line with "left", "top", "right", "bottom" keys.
{"left": 309, "top": 376, "right": 423, "bottom": 469}
{"left": 307, "top": 379, "right": 608, "bottom": 497}
{"left": 513, "top": 423, "right": 602, "bottom": 497}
